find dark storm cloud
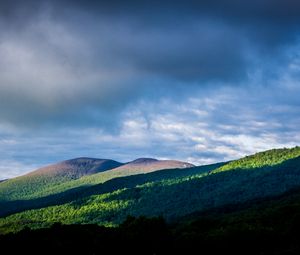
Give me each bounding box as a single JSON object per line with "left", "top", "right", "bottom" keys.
{"left": 0, "top": 0, "right": 299, "bottom": 129}
{"left": 0, "top": 1, "right": 242, "bottom": 128}
{"left": 0, "top": 1, "right": 300, "bottom": 178}
{"left": 1, "top": 0, "right": 300, "bottom": 80}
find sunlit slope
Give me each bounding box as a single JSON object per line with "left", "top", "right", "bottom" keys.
{"left": 214, "top": 147, "right": 300, "bottom": 173}
{"left": 1, "top": 147, "right": 299, "bottom": 234}
{"left": 111, "top": 158, "right": 194, "bottom": 175}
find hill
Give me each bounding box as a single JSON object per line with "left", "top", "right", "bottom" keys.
{"left": 104, "top": 158, "right": 194, "bottom": 176}
{"left": 0, "top": 147, "right": 299, "bottom": 234}
{"left": 0, "top": 158, "right": 193, "bottom": 202}
{"left": 0, "top": 158, "right": 123, "bottom": 201}
{"left": 27, "top": 157, "right": 123, "bottom": 178}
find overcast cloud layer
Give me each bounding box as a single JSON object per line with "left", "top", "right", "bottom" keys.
{"left": 0, "top": 0, "right": 300, "bottom": 179}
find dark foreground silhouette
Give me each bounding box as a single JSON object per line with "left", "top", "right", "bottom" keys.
{"left": 2, "top": 209, "right": 300, "bottom": 255}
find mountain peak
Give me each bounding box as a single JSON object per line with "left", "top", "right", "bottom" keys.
{"left": 64, "top": 157, "right": 112, "bottom": 165}
{"left": 131, "top": 158, "right": 159, "bottom": 164}
{"left": 111, "top": 158, "right": 194, "bottom": 175}
{"left": 27, "top": 157, "right": 123, "bottom": 178}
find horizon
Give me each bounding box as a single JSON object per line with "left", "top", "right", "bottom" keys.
{"left": 2, "top": 145, "right": 299, "bottom": 180}
{"left": 0, "top": 1, "right": 300, "bottom": 179}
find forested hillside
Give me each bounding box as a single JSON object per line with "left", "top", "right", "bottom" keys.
{"left": 3, "top": 186, "right": 300, "bottom": 254}
{"left": 0, "top": 162, "right": 217, "bottom": 218}
{"left": 0, "top": 147, "right": 299, "bottom": 234}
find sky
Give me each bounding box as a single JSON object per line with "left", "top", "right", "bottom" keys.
{"left": 0, "top": 0, "right": 300, "bottom": 179}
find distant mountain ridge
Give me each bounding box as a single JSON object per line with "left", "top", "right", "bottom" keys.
{"left": 0, "top": 158, "right": 123, "bottom": 203}
{"left": 0, "top": 157, "right": 194, "bottom": 201}
{"left": 27, "top": 158, "right": 124, "bottom": 179}
{"left": 129, "top": 158, "right": 158, "bottom": 164}
{"left": 19, "top": 157, "right": 194, "bottom": 179}
{"left": 110, "top": 158, "right": 194, "bottom": 176}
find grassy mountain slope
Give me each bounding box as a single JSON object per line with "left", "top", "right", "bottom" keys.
{"left": 0, "top": 158, "right": 194, "bottom": 201}
{"left": 0, "top": 147, "right": 299, "bottom": 234}
{"left": 0, "top": 158, "right": 122, "bottom": 201}
{"left": 111, "top": 158, "right": 194, "bottom": 175}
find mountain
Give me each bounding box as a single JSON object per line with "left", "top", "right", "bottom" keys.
{"left": 0, "top": 158, "right": 123, "bottom": 201}
{"left": 0, "top": 158, "right": 200, "bottom": 218}
{"left": 28, "top": 157, "right": 123, "bottom": 178}
{"left": 0, "top": 162, "right": 214, "bottom": 219}
{"left": 0, "top": 147, "right": 300, "bottom": 234}
{"left": 0, "top": 157, "right": 193, "bottom": 202}
{"left": 106, "top": 158, "right": 194, "bottom": 176}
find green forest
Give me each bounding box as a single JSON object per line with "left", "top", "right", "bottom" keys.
{"left": 2, "top": 186, "right": 300, "bottom": 254}
{"left": 0, "top": 147, "right": 300, "bottom": 234}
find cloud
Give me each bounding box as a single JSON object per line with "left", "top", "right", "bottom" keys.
{"left": 0, "top": 1, "right": 299, "bottom": 178}
{"left": 1, "top": 76, "right": 299, "bottom": 179}
{"left": 0, "top": 0, "right": 299, "bottom": 129}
